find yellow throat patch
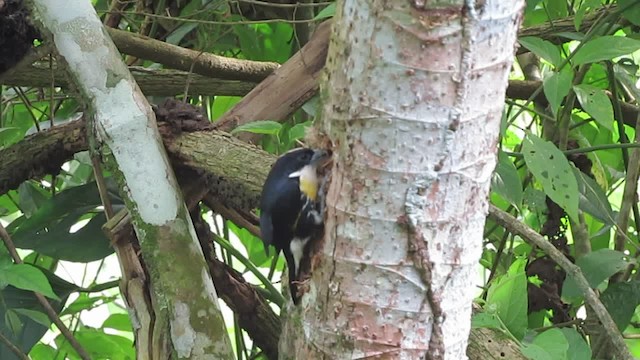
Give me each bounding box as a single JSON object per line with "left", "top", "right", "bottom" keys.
{"left": 290, "top": 166, "right": 319, "bottom": 201}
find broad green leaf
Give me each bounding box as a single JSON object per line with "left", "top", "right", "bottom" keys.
{"left": 574, "top": 0, "right": 600, "bottom": 31}
{"left": 56, "top": 329, "right": 134, "bottom": 360}
{"left": 573, "top": 84, "right": 613, "bottom": 130}
{"left": 5, "top": 310, "right": 23, "bottom": 335}
{"left": 13, "top": 309, "right": 50, "bottom": 328}
{"left": 544, "top": 0, "right": 568, "bottom": 19}
{"left": 471, "top": 312, "right": 503, "bottom": 331}
{"left": 522, "top": 328, "right": 569, "bottom": 360}
{"left": 573, "top": 168, "right": 615, "bottom": 225}
{"left": 492, "top": 151, "right": 523, "bottom": 209}
{"left": 572, "top": 36, "right": 640, "bottom": 66}
{"left": 522, "top": 134, "right": 579, "bottom": 221}
{"left": 563, "top": 249, "right": 631, "bottom": 300}
{"left": 620, "top": 0, "right": 640, "bottom": 26}
{"left": 543, "top": 67, "right": 573, "bottom": 116}
{"left": 519, "top": 37, "right": 562, "bottom": 67}
{"left": 0, "top": 268, "right": 76, "bottom": 360}
{"left": 600, "top": 281, "right": 640, "bottom": 331}
{"left": 102, "top": 313, "right": 132, "bottom": 332}
{"left": 315, "top": 3, "right": 336, "bottom": 20}
{"left": 0, "top": 264, "right": 59, "bottom": 300}
{"left": 231, "top": 120, "right": 282, "bottom": 135}
{"left": 61, "top": 293, "right": 116, "bottom": 316}
{"left": 9, "top": 181, "right": 119, "bottom": 262}
{"left": 289, "top": 122, "right": 311, "bottom": 142}
{"left": 29, "top": 343, "right": 58, "bottom": 360}
{"left": 560, "top": 328, "right": 592, "bottom": 360}
{"left": 486, "top": 259, "right": 528, "bottom": 340}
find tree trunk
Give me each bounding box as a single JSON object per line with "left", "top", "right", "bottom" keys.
{"left": 28, "top": 1, "right": 235, "bottom": 358}
{"left": 281, "top": 1, "right": 524, "bottom": 358}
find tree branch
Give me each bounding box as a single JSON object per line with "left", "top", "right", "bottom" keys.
{"left": 488, "top": 205, "right": 633, "bottom": 360}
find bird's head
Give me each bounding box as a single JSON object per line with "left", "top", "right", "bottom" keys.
{"left": 286, "top": 148, "right": 331, "bottom": 201}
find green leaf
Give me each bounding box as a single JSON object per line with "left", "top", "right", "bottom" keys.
{"left": 471, "top": 312, "right": 503, "bottom": 331}
{"left": 574, "top": 0, "right": 600, "bottom": 31}
{"left": 56, "top": 329, "right": 134, "bottom": 360}
{"left": 519, "top": 37, "right": 562, "bottom": 67}
{"left": 492, "top": 151, "right": 523, "bottom": 209}
{"left": 486, "top": 259, "right": 528, "bottom": 340}
{"left": 560, "top": 328, "right": 591, "bottom": 360}
{"left": 5, "top": 310, "right": 23, "bottom": 335}
{"left": 61, "top": 293, "right": 115, "bottom": 316}
{"left": 0, "top": 264, "right": 59, "bottom": 300}
{"left": 102, "top": 313, "right": 132, "bottom": 332}
{"left": 543, "top": 67, "right": 574, "bottom": 116}
{"left": 289, "top": 122, "right": 310, "bottom": 142}
{"left": 522, "top": 134, "right": 579, "bottom": 221}
{"left": 563, "top": 249, "right": 631, "bottom": 300}
{"left": 29, "top": 343, "right": 58, "bottom": 360}
{"left": 573, "top": 168, "right": 615, "bottom": 226}
{"left": 620, "top": 0, "right": 640, "bottom": 26}
{"left": 521, "top": 328, "right": 569, "bottom": 360}
{"left": 600, "top": 281, "right": 640, "bottom": 331}
{"left": 9, "top": 181, "right": 119, "bottom": 262}
{"left": 573, "top": 84, "right": 613, "bottom": 130}
{"left": 231, "top": 120, "right": 282, "bottom": 135}
{"left": 0, "top": 269, "right": 76, "bottom": 360}
{"left": 572, "top": 36, "right": 640, "bottom": 66}
{"left": 13, "top": 309, "right": 51, "bottom": 328}
{"left": 314, "top": 3, "right": 336, "bottom": 20}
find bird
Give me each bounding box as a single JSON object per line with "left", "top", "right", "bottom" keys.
{"left": 259, "top": 148, "right": 330, "bottom": 304}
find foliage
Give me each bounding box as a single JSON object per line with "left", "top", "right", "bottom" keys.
{"left": 1, "top": 0, "right": 640, "bottom": 359}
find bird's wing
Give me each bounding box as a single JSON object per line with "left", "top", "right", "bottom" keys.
{"left": 260, "top": 211, "right": 274, "bottom": 254}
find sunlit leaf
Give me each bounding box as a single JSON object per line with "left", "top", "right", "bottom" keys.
{"left": 572, "top": 36, "right": 640, "bottom": 66}
{"left": 486, "top": 259, "right": 528, "bottom": 340}
{"left": 521, "top": 328, "right": 569, "bottom": 360}
{"left": 522, "top": 134, "right": 579, "bottom": 221}
{"left": 573, "top": 84, "right": 613, "bottom": 130}
{"left": 231, "top": 120, "right": 282, "bottom": 135}
{"left": 0, "top": 264, "right": 59, "bottom": 300}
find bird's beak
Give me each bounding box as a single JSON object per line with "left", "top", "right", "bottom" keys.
{"left": 310, "top": 149, "right": 331, "bottom": 167}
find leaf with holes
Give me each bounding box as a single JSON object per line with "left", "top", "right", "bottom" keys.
{"left": 573, "top": 84, "right": 613, "bottom": 130}
{"left": 522, "top": 134, "right": 579, "bottom": 221}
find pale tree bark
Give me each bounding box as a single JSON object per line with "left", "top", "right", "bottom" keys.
{"left": 29, "top": 1, "right": 234, "bottom": 359}
{"left": 281, "top": 1, "right": 524, "bottom": 359}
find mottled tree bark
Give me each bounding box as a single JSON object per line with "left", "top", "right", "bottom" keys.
{"left": 281, "top": 1, "right": 524, "bottom": 359}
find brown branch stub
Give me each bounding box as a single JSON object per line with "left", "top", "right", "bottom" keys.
{"left": 214, "top": 20, "right": 332, "bottom": 141}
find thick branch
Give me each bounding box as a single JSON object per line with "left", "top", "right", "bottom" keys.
{"left": 2, "top": 63, "right": 257, "bottom": 97}
{"left": 106, "top": 28, "right": 279, "bottom": 82}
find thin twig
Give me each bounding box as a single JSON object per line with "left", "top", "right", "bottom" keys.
{"left": 488, "top": 205, "right": 634, "bottom": 360}
{"left": 0, "top": 224, "right": 92, "bottom": 360}
{"left": 0, "top": 331, "right": 31, "bottom": 360}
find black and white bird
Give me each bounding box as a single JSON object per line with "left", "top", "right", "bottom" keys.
{"left": 259, "top": 148, "right": 330, "bottom": 304}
